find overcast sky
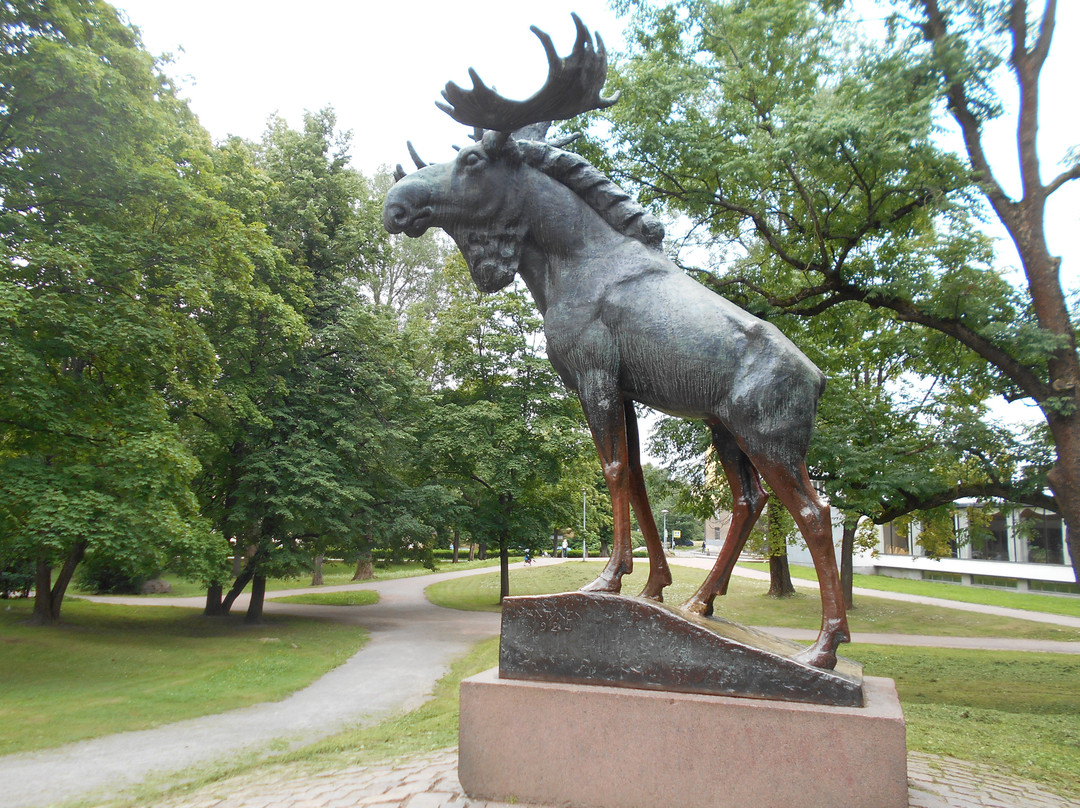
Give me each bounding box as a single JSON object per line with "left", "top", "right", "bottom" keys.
{"left": 114, "top": 1, "right": 626, "bottom": 175}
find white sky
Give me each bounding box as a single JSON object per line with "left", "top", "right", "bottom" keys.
{"left": 115, "top": 0, "right": 625, "bottom": 175}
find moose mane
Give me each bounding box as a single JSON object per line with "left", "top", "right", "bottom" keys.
{"left": 516, "top": 140, "right": 665, "bottom": 251}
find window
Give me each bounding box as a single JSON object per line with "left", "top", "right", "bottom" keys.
{"left": 1021, "top": 509, "right": 1065, "bottom": 565}
{"left": 1029, "top": 580, "right": 1080, "bottom": 595}
{"left": 972, "top": 574, "right": 1018, "bottom": 589}
{"left": 882, "top": 521, "right": 910, "bottom": 555}
{"left": 924, "top": 571, "right": 962, "bottom": 584}
{"left": 971, "top": 513, "right": 1009, "bottom": 561}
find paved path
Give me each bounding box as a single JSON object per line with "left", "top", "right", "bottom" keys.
{"left": 4, "top": 556, "right": 1079, "bottom": 808}
{"left": 0, "top": 562, "right": 512, "bottom": 808}
{"left": 135, "top": 748, "right": 1080, "bottom": 808}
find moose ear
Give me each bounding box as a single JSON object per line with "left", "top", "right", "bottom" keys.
{"left": 481, "top": 130, "right": 521, "bottom": 164}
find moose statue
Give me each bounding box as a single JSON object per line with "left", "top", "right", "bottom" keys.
{"left": 383, "top": 15, "right": 849, "bottom": 669}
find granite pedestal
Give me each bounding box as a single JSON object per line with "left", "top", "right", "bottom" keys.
{"left": 459, "top": 669, "right": 907, "bottom": 808}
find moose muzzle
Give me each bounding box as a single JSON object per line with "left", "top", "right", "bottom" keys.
{"left": 383, "top": 174, "right": 435, "bottom": 238}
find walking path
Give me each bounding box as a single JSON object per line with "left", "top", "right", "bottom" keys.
{"left": 144, "top": 748, "right": 1080, "bottom": 808}
{"left": 0, "top": 562, "right": 508, "bottom": 808}
{"left": 2, "top": 556, "right": 1078, "bottom": 808}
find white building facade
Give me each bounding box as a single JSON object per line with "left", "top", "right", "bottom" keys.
{"left": 707, "top": 503, "right": 1077, "bottom": 594}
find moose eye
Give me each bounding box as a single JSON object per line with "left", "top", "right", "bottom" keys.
{"left": 463, "top": 151, "right": 484, "bottom": 167}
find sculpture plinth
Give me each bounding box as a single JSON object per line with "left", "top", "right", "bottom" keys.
{"left": 460, "top": 668, "right": 907, "bottom": 808}
{"left": 500, "top": 592, "right": 864, "bottom": 707}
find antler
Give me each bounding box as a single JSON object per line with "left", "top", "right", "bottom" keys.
{"left": 436, "top": 13, "right": 620, "bottom": 134}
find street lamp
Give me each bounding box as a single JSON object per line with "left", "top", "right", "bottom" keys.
{"left": 582, "top": 487, "right": 588, "bottom": 560}
{"left": 662, "top": 509, "right": 669, "bottom": 551}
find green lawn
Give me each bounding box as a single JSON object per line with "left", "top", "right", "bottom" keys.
{"left": 0, "top": 598, "right": 366, "bottom": 755}
{"left": 119, "top": 638, "right": 1080, "bottom": 807}
{"left": 856, "top": 645, "right": 1080, "bottom": 801}
{"left": 273, "top": 590, "right": 379, "bottom": 607}
{"left": 426, "top": 561, "right": 1080, "bottom": 641}
{"left": 737, "top": 560, "right": 1080, "bottom": 617}
{"left": 83, "top": 558, "right": 507, "bottom": 599}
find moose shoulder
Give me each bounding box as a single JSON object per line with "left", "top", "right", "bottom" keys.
{"left": 383, "top": 14, "right": 849, "bottom": 669}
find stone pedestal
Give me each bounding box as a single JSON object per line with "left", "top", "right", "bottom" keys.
{"left": 459, "top": 668, "right": 908, "bottom": 808}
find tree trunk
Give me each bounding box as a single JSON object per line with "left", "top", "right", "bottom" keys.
{"left": 221, "top": 552, "right": 261, "bottom": 615}
{"left": 30, "top": 555, "right": 53, "bottom": 625}
{"left": 841, "top": 515, "right": 857, "bottom": 610}
{"left": 477, "top": 540, "right": 487, "bottom": 560}
{"left": 767, "top": 547, "right": 795, "bottom": 598}
{"left": 1045, "top": 414, "right": 1080, "bottom": 584}
{"left": 30, "top": 541, "right": 87, "bottom": 625}
{"left": 468, "top": 543, "right": 476, "bottom": 562}
{"left": 352, "top": 552, "right": 374, "bottom": 581}
{"left": 451, "top": 527, "right": 460, "bottom": 563}
{"left": 204, "top": 582, "right": 226, "bottom": 616}
{"left": 245, "top": 574, "right": 266, "bottom": 624}
{"left": 311, "top": 554, "right": 324, "bottom": 586}
{"left": 498, "top": 533, "right": 510, "bottom": 603}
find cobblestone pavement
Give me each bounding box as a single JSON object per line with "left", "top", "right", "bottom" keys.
{"left": 136, "top": 748, "right": 1077, "bottom": 808}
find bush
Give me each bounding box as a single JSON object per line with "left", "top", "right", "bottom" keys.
{"left": 76, "top": 556, "right": 151, "bottom": 595}
{"left": 0, "top": 561, "right": 34, "bottom": 598}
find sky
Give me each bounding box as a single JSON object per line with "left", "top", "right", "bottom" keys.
{"left": 114, "top": 0, "right": 1078, "bottom": 433}
{"left": 114, "top": 0, "right": 626, "bottom": 175}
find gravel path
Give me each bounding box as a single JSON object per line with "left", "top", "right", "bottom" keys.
{"left": 0, "top": 563, "right": 509, "bottom": 808}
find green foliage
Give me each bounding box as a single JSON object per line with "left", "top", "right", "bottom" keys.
{"left": 421, "top": 256, "right": 594, "bottom": 592}
{"left": 595, "top": 0, "right": 1066, "bottom": 553}
{"left": 0, "top": 0, "right": 236, "bottom": 618}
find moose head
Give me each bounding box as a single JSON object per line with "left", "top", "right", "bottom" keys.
{"left": 382, "top": 14, "right": 620, "bottom": 293}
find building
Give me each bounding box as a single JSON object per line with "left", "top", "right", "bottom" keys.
{"left": 707, "top": 502, "right": 1078, "bottom": 594}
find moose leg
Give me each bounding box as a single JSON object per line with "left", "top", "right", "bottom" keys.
{"left": 578, "top": 381, "right": 634, "bottom": 594}
{"left": 683, "top": 425, "right": 767, "bottom": 616}
{"left": 625, "top": 400, "right": 671, "bottom": 600}
{"left": 755, "top": 457, "right": 850, "bottom": 670}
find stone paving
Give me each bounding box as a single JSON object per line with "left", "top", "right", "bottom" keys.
{"left": 140, "top": 747, "right": 1078, "bottom": 808}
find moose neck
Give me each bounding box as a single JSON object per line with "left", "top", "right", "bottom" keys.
{"left": 516, "top": 168, "right": 627, "bottom": 315}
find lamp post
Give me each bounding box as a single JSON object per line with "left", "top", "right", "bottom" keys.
{"left": 662, "top": 509, "right": 669, "bottom": 551}
{"left": 582, "top": 487, "right": 588, "bottom": 560}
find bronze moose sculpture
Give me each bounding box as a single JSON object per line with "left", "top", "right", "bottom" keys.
{"left": 383, "top": 15, "right": 849, "bottom": 669}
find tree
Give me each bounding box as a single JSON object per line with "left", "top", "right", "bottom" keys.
{"left": 194, "top": 111, "right": 437, "bottom": 620}
{"left": 0, "top": 0, "right": 235, "bottom": 622}
{"left": 426, "top": 257, "right": 592, "bottom": 600}
{"left": 600, "top": 0, "right": 1080, "bottom": 580}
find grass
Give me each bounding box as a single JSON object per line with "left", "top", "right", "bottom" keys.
{"left": 426, "top": 561, "right": 1080, "bottom": 641}
{"left": 0, "top": 598, "right": 366, "bottom": 755}
{"left": 856, "top": 645, "right": 1080, "bottom": 801}
{"left": 272, "top": 590, "right": 379, "bottom": 607}
{"left": 80, "top": 558, "right": 506, "bottom": 599}
{"left": 738, "top": 560, "right": 1080, "bottom": 618}
{"left": 106, "top": 638, "right": 1080, "bottom": 807}
{"left": 101, "top": 636, "right": 502, "bottom": 808}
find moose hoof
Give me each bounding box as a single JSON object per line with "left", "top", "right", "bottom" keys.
{"left": 580, "top": 575, "right": 621, "bottom": 594}
{"left": 793, "top": 643, "right": 838, "bottom": 670}
{"left": 680, "top": 595, "right": 714, "bottom": 617}
{"left": 637, "top": 585, "right": 664, "bottom": 602}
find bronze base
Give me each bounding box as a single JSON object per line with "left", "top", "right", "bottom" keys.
{"left": 499, "top": 591, "right": 863, "bottom": 707}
